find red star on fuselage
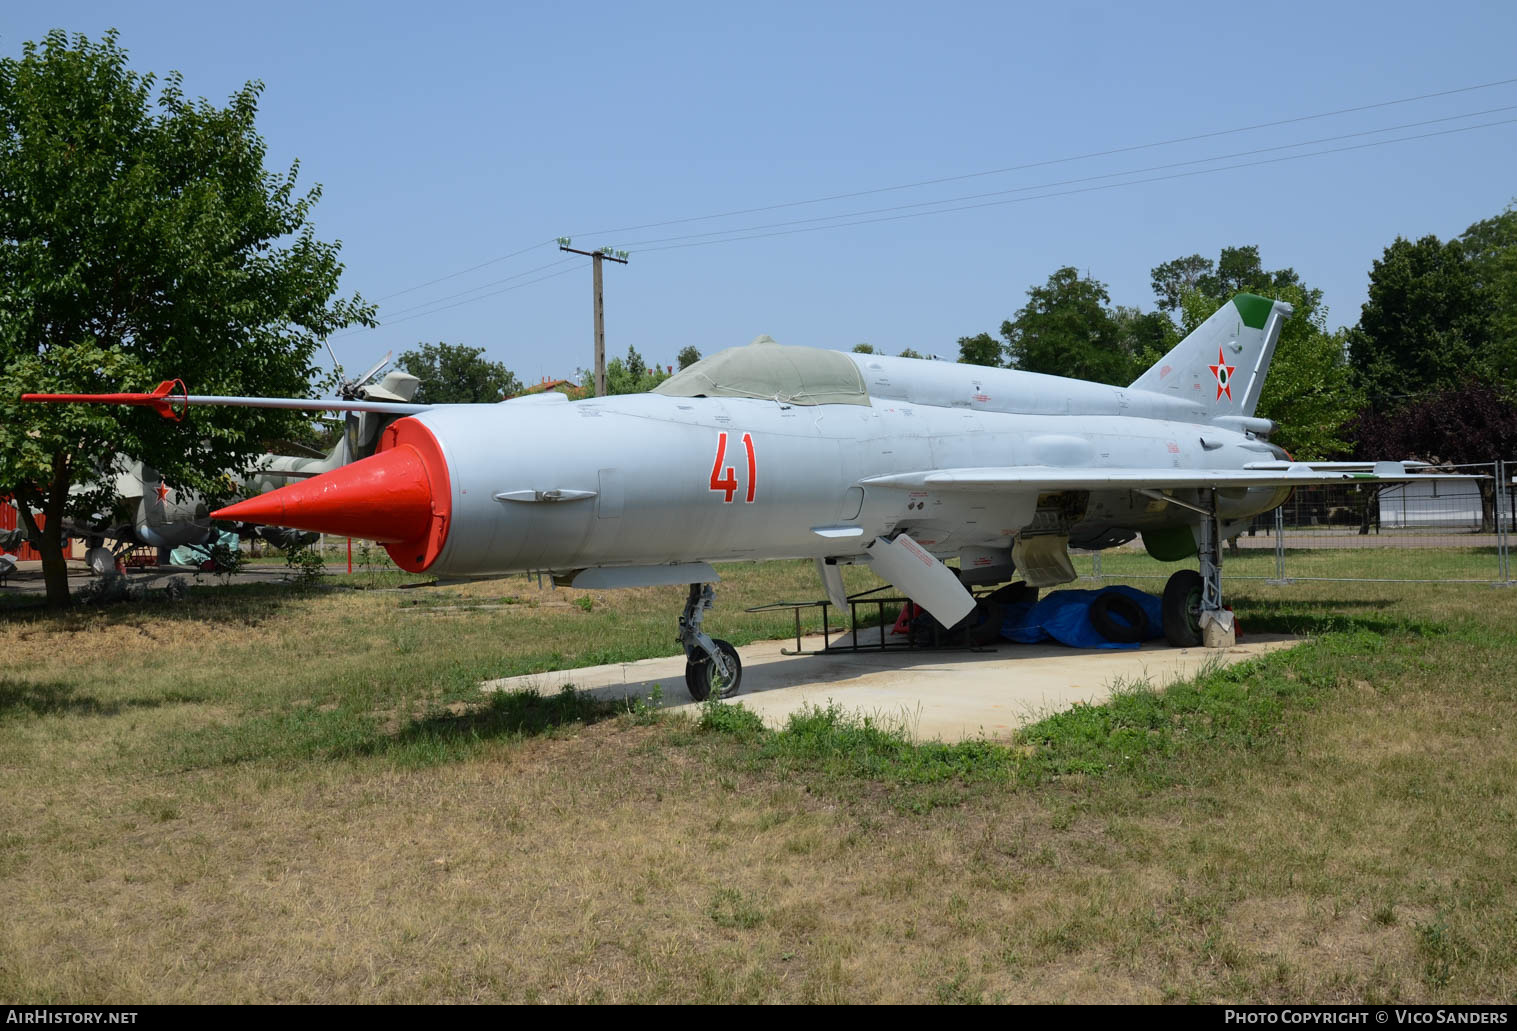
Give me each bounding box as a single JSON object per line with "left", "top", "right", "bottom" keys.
{"left": 155, "top": 483, "right": 170, "bottom": 502}
{"left": 1208, "top": 346, "right": 1236, "bottom": 401}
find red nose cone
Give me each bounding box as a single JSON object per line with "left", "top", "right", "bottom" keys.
{"left": 213, "top": 446, "right": 433, "bottom": 541}
{"left": 213, "top": 417, "right": 451, "bottom": 572}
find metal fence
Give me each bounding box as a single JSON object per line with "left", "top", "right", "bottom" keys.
{"left": 1088, "top": 461, "right": 1517, "bottom": 585}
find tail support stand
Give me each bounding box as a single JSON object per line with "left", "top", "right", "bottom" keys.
{"left": 1197, "top": 490, "right": 1235, "bottom": 649}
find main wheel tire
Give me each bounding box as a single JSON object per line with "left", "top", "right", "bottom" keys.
{"left": 685, "top": 638, "right": 742, "bottom": 701}
{"left": 84, "top": 546, "right": 115, "bottom": 577}
{"left": 970, "top": 600, "right": 1007, "bottom": 646}
{"left": 1089, "top": 592, "right": 1149, "bottom": 644}
{"left": 1161, "top": 570, "right": 1204, "bottom": 647}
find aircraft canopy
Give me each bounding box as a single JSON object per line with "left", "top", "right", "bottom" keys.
{"left": 653, "top": 336, "right": 871, "bottom": 407}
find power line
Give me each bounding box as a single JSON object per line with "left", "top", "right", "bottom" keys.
{"left": 334, "top": 264, "right": 583, "bottom": 337}
{"left": 574, "top": 76, "right": 1517, "bottom": 238}
{"left": 360, "top": 76, "right": 1517, "bottom": 308}
{"left": 630, "top": 116, "right": 1517, "bottom": 254}
{"left": 337, "top": 115, "right": 1515, "bottom": 331}
{"left": 372, "top": 239, "right": 558, "bottom": 301}
{"left": 380, "top": 264, "right": 581, "bottom": 325}
{"left": 613, "top": 105, "right": 1517, "bottom": 250}
{"left": 379, "top": 256, "right": 578, "bottom": 319}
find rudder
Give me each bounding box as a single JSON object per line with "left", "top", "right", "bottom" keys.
{"left": 1128, "top": 294, "right": 1292, "bottom": 417}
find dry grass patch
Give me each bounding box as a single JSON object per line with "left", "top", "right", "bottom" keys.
{"left": 2, "top": 561, "right": 1516, "bottom": 1001}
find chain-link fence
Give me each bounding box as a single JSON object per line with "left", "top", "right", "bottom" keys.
{"left": 1088, "top": 461, "right": 1516, "bottom": 585}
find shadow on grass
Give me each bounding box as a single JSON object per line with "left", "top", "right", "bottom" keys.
{"left": 0, "top": 678, "right": 206, "bottom": 718}
{"left": 0, "top": 579, "right": 319, "bottom": 630}
{"left": 371, "top": 688, "right": 622, "bottom": 763}
{"left": 170, "top": 687, "right": 623, "bottom": 770}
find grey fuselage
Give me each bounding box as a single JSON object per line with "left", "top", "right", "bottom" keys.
{"left": 407, "top": 354, "right": 1288, "bottom": 580}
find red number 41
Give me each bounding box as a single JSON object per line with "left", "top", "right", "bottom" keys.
{"left": 709, "top": 431, "right": 757, "bottom": 503}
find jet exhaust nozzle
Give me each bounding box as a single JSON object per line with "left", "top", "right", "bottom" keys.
{"left": 211, "top": 417, "right": 451, "bottom": 572}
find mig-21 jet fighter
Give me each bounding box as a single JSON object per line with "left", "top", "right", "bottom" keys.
{"left": 25, "top": 294, "right": 1433, "bottom": 699}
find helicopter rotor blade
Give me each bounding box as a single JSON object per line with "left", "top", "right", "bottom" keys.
{"left": 351, "top": 351, "right": 393, "bottom": 393}
{"left": 323, "top": 339, "right": 346, "bottom": 383}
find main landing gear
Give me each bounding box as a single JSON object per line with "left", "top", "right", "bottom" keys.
{"left": 678, "top": 583, "right": 743, "bottom": 701}
{"left": 1143, "top": 488, "right": 1236, "bottom": 649}
{"left": 1161, "top": 569, "right": 1205, "bottom": 647}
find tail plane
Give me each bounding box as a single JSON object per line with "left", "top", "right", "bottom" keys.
{"left": 1128, "top": 294, "right": 1292, "bottom": 417}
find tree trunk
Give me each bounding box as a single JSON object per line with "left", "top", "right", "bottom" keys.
{"left": 16, "top": 503, "right": 69, "bottom": 608}
{"left": 16, "top": 460, "right": 73, "bottom": 609}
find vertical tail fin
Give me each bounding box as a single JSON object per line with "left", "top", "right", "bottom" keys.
{"left": 1128, "top": 294, "right": 1292, "bottom": 417}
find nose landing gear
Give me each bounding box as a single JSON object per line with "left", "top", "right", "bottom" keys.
{"left": 678, "top": 582, "right": 743, "bottom": 701}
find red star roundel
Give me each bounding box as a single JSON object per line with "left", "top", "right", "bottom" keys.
{"left": 1209, "top": 346, "right": 1236, "bottom": 401}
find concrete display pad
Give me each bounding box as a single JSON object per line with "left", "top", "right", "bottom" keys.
{"left": 482, "top": 630, "right": 1301, "bottom": 742}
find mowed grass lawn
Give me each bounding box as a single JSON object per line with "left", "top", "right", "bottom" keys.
{"left": 1, "top": 555, "right": 1515, "bottom": 1003}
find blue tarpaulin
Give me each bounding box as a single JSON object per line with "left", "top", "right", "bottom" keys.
{"left": 1000, "top": 585, "right": 1164, "bottom": 650}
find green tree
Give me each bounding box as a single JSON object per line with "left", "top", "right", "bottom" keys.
{"left": 1347, "top": 234, "right": 1490, "bottom": 405}
{"left": 1150, "top": 253, "right": 1213, "bottom": 312}
{"left": 624, "top": 344, "right": 648, "bottom": 381}
{"left": 897, "top": 347, "right": 926, "bottom": 359}
{"left": 396, "top": 341, "right": 521, "bottom": 404}
{"left": 955, "top": 332, "right": 1001, "bottom": 367}
{"left": 676, "top": 345, "right": 702, "bottom": 370}
{"left": 1459, "top": 202, "right": 1517, "bottom": 394}
{"left": 1250, "top": 286, "right": 1358, "bottom": 458}
{"left": 589, "top": 344, "right": 671, "bottom": 395}
{"left": 1000, "top": 267, "right": 1134, "bottom": 384}
{"left": 1153, "top": 247, "right": 1307, "bottom": 314}
{"left": 1159, "top": 248, "right": 1358, "bottom": 458}
{"left": 1110, "top": 305, "right": 1177, "bottom": 375}
{"left": 0, "top": 31, "right": 374, "bottom": 607}
{"left": 1349, "top": 383, "right": 1517, "bottom": 529}
{"left": 1201, "top": 245, "right": 1305, "bottom": 299}
{"left": 851, "top": 343, "right": 876, "bottom": 354}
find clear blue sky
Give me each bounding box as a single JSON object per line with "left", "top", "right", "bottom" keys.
{"left": 6, "top": 2, "right": 1516, "bottom": 386}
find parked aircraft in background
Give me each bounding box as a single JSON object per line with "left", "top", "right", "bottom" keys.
{"left": 26, "top": 295, "right": 1438, "bottom": 699}
{"left": 6, "top": 360, "right": 419, "bottom": 572}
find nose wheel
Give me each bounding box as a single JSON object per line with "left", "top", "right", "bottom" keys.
{"left": 678, "top": 582, "right": 743, "bottom": 701}
{"left": 686, "top": 638, "right": 742, "bottom": 701}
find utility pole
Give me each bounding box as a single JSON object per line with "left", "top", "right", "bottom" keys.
{"left": 557, "top": 238, "right": 628, "bottom": 397}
